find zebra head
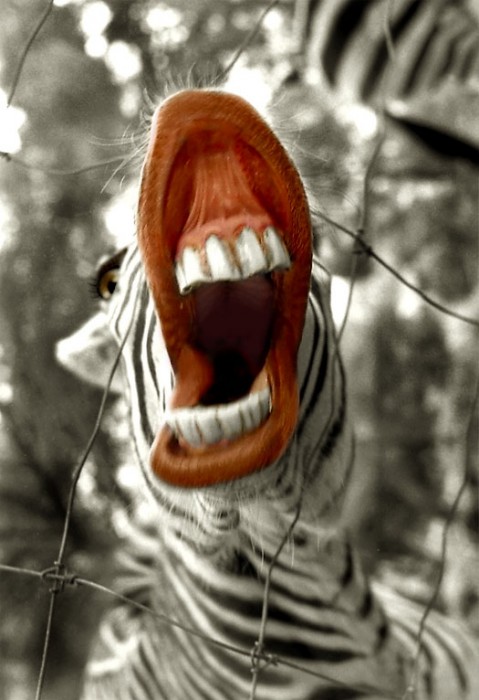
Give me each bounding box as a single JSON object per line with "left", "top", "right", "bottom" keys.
{"left": 58, "top": 89, "right": 349, "bottom": 539}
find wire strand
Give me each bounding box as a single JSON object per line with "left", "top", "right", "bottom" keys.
{"left": 215, "top": 0, "right": 281, "bottom": 83}
{"left": 6, "top": 0, "right": 55, "bottom": 108}
{"left": 31, "top": 287, "right": 140, "bottom": 697}
{"left": 0, "top": 152, "right": 131, "bottom": 176}
{"left": 403, "top": 374, "right": 479, "bottom": 698}
{"left": 1, "top": 2, "right": 478, "bottom": 699}
{"left": 249, "top": 505, "right": 302, "bottom": 699}
{"left": 0, "top": 561, "right": 399, "bottom": 698}
{"left": 315, "top": 210, "right": 479, "bottom": 328}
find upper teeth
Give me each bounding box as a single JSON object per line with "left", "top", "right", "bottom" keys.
{"left": 175, "top": 226, "right": 290, "bottom": 294}
{"left": 165, "top": 388, "right": 271, "bottom": 447}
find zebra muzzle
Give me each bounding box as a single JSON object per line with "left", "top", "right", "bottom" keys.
{"left": 137, "top": 89, "right": 312, "bottom": 488}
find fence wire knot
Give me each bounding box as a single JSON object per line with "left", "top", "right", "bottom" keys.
{"left": 1, "top": 151, "right": 12, "bottom": 162}
{"left": 41, "top": 561, "right": 77, "bottom": 594}
{"left": 250, "top": 641, "right": 278, "bottom": 675}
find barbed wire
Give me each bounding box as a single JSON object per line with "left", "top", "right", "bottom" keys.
{"left": 0, "top": 559, "right": 401, "bottom": 699}
{"left": 2, "top": 0, "right": 478, "bottom": 335}
{"left": 326, "top": 5, "right": 478, "bottom": 700}
{"left": 32, "top": 283, "right": 141, "bottom": 700}
{"left": 335, "top": 0, "right": 393, "bottom": 347}
{"left": 249, "top": 504, "right": 302, "bottom": 699}
{"left": 314, "top": 209, "right": 479, "bottom": 328}
{"left": 0, "top": 1, "right": 478, "bottom": 700}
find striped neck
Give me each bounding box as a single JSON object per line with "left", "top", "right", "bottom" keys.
{"left": 140, "top": 514, "right": 407, "bottom": 699}
{"left": 130, "top": 259, "right": 407, "bottom": 697}
{"left": 101, "top": 248, "right": 409, "bottom": 696}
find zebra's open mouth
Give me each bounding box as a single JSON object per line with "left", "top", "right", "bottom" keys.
{"left": 137, "top": 90, "right": 312, "bottom": 487}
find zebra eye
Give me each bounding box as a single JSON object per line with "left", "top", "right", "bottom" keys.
{"left": 91, "top": 247, "right": 128, "bottom": 300}
{"left": 97, "top": 268, "right": 119, "bottom": 300}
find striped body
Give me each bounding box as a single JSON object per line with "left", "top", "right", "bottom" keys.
{"left": 53, "top": 90, "right": 479, "bottom": 698}
{"left": 301, "top": 0, "right": 479, "bottom": 104}
{"left": 76, "top": 247, "right": 479, "bottom": 699}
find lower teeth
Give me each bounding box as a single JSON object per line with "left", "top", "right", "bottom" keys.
{"left": 165, "top": 388, "right": 270, "bottom": 447}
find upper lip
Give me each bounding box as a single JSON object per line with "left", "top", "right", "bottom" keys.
{"left": 137, "top": 90, "right": 312, "bottom": 487}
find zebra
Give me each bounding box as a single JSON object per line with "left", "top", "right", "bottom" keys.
{"left": 57, "top": 89, "right": 479, "bottom": 699}
{"left": 294, "top": 0, "right": 479, "bottom": 105}
{"left": 288, "top": 0, "right": 479, "bottom": 155}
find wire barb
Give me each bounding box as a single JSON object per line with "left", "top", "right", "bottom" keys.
{"left": 31, "top": 285, "right": 141, "bottom": 700}
{"left": 40, "top": 563, "right": 78, "bottom": 593}
{"left": 315, "top": 209, "right": 479, "bottom": 328}
{"left": 250, "top": 642, "right": 277, "bottom": 674}
{"left": 249, "top": 505, "right": 301, "bottom": 698}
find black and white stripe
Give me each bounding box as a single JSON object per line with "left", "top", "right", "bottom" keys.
{"left": 74, "top": 227, "right": 479, "bottom": 698}
{"left": 298, "top": 0, "right": 479, "bottom": 105}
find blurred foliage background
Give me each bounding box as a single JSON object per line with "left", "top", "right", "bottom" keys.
{"left": 0, "top": 1, "right": 477, "bottom": 698}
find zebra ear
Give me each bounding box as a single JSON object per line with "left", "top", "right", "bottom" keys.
{"left": 55, "top": 312, "right": 124, "bottom": 394}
